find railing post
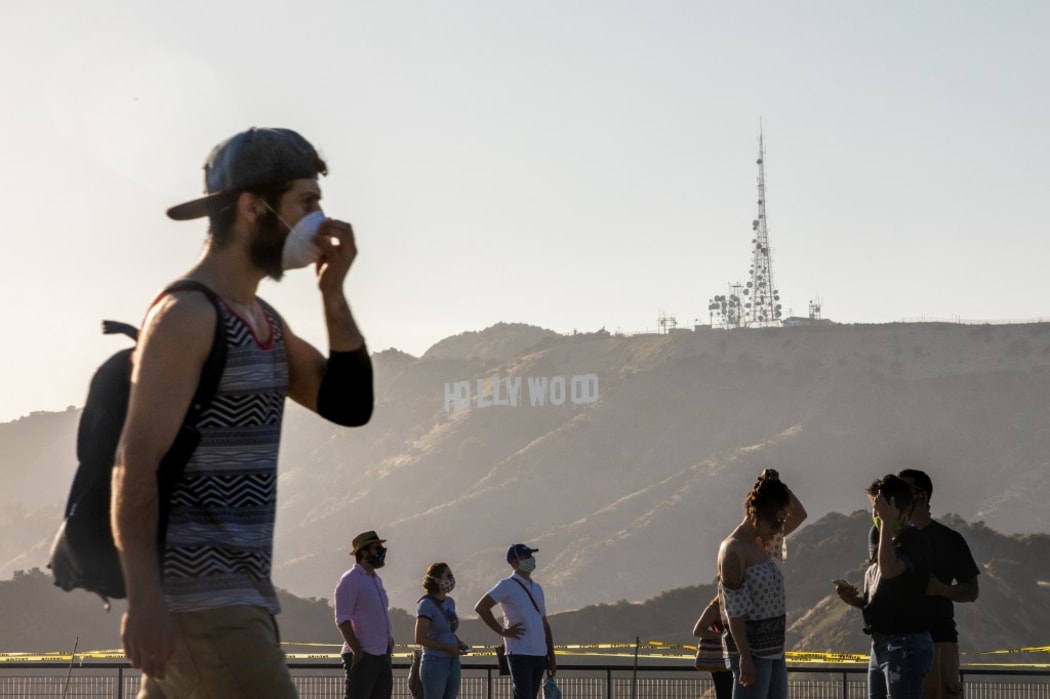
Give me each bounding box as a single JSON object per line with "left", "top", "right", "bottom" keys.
{"left": 116, "top": 665, "right": 124, "bottom": 699}
{"left": 486, "top": 666, "right": 492, "bottom": 699}
{"left": 606, "top": 666, "right": 612, "bottom": 699}
{"left": 841, "top": 668, "right": 848, "bottom": 699}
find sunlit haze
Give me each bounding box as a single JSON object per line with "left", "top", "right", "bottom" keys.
{"left": 1, "top": 1, "right": 1047, "bottom": 422}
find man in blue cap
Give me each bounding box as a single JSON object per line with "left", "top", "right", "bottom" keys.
{"left": 475, "top": 543, "right": 557, "bottom": 699}
{"left": 112, "top": 127, "right": 374, "bottom": 697}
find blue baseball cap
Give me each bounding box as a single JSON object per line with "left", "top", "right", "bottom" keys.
{"left": 167, "top": 127, "right": 327, "bottom": 221}
{"left": 506, "top": 543, "right": 539, "bottom": 564}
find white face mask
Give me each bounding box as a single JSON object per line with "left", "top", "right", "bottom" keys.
{"left": 279, "top": 210, "right": 326, "bottom": 270}
{"left": 517, "top": 557, "right": 536, "bottom": 574}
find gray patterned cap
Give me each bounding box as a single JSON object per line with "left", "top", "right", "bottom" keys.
{"left": 167, "top": 127, "right": 327, "bottom": 221}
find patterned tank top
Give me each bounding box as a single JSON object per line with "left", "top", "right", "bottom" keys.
{"left": 162, "top": 297, "right": 287, "bottom": 614}
{"left": 719, "top": 557, "right": 786, "bottom": 660}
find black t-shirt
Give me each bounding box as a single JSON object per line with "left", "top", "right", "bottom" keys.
{"left": 862, "top": 526, "right": 931, "bottom": 635}
{"left": 922, "top": 519, "right": 981, "bottom": 642}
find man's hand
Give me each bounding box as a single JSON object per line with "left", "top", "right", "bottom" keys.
{"left": 927, "top": 575, "right": 951, "bottom": 597}
{"left": 547, "top": 652, "right": 557, "bottom": 677}
{"left": 834, "top": 579, "right": 862, "bottom": 607}
{"left": 873, "top": 492, "right": 896, "bottom": 521}
{"left": 502, "top": 622, "right": 525, "bottom": 639}
{"left": 315, "top": 219, "right": 357, "bottom": 294}
{"left": 121, "top": 599, "right": 175, "bottom": 679}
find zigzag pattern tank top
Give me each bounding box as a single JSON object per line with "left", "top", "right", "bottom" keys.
{"left": 162, "top": 298, "right": 287, "bottom": 614}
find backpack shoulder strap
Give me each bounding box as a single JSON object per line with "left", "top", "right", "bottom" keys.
{"left": 152, "top": 281, "right": 228, "bottom": 500}
{"left": 161, "top": 281, "right": 227, "bottom": 418}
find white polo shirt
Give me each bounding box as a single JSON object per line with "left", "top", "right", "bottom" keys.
{"left": 486, "top": 572, "right": 548, "bottom": 656}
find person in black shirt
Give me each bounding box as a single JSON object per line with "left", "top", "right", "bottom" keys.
{"left": 834, "top": 475, "right": 933, "bottom": 699}
{"left": 898, "top": 469, "right": 980, "bottom": 699}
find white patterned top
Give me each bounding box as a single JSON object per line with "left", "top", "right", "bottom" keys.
{"left": 719, "top": 557, "right": 786, "bottom": 659}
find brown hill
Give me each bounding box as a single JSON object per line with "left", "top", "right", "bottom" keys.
{"left": 3, "top": 321, "right": 1050, "bottom": 621}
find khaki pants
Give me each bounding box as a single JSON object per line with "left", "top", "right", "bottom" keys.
{"left": 921, "top": 641, "right": 963, "bottom": 699}
{"left": 138, "top": 605, "right": 297, "bottom": 699}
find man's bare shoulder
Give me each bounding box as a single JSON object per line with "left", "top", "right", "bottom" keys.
{"left": 137, "top": 288, "right": 218, "bottom": 357}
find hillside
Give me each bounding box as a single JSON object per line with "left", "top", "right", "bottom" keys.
{"left": 4, "top": 321, "right": 1050, "bottom": 619}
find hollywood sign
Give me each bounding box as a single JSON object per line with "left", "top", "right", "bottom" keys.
{"left": 444, "top": 374, "right": 600, "bottom": 413}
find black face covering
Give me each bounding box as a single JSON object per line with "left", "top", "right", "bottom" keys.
{"left": 367, "top": 546, "right": 388, "bottom": 567}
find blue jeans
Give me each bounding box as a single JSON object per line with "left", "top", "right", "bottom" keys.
{"left": 507, "top": 654, "right": 547, "bottom": 699}
{"left": 727, "top": 655, "right": 787, "bottom": 699}
{"left": 420, "top": 654, "right": 461, "bottom": 699}
{"left": 868, "top": 632, "right": 934, "bottom": 699}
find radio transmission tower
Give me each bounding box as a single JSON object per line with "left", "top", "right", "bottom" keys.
{"left": 708, "top": 126, "right": 784, "bottom": 329}
{"left": 743, "top": 127, "right": 782, "bottom": 326}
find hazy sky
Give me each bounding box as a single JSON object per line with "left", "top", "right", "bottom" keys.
{"left": 1, "top": 1, "right": 1047, "bottom": 422}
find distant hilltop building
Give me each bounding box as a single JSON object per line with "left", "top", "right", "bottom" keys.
{"left": 782, "top": 299, "right": 833, "bottom": 327}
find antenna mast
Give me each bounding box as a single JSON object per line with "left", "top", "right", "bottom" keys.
{"left": 744, "top": 124, "right": 782, "bottom": 326}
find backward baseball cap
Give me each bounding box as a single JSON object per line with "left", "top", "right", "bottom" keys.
{"left": 167, "top": 127, "right": 327, "bottom": 221}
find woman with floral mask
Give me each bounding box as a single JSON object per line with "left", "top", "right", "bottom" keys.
{"left": 414, "top": 563, "right": 471, "bottom": 698}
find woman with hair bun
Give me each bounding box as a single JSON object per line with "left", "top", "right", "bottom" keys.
{"left": 717, "top": 469, "right": 807, "bottom": 699}
{"left": 414, "top": 563, "right": 470, "bottom": 698}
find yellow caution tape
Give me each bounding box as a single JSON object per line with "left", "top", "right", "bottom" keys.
{"left": 8, "top": 640, "right": 1050, "bottom": 668}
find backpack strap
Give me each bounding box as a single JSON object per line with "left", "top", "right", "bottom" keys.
{"left": 153, "top": 281, "right": 227, "bottom": 522}
{"left": 162, "top": 281, "right": 227, "bottom": 420}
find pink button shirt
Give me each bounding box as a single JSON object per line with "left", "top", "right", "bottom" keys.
{"left": 334, "top": 564, "right": 393, "bottom": 655}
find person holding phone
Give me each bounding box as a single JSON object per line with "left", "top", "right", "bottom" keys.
{"left": 834, "top": 475, "right": 933, "bottom": 699}
{"left": 414, "top": 563, "right": 470, "bottom": 699}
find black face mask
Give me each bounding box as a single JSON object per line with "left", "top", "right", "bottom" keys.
{"left": 367, "top": 546, "right": 387, "bottom": 567}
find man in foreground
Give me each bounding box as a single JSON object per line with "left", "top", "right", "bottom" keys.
{"left": 112, "top": 127, "right": 374, "bottom": 697}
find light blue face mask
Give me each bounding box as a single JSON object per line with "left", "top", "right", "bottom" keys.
{"left": 517, "top": 557, "right": 536, "bottom": 573}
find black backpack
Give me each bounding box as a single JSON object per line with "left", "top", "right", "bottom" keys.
{"left": 48, "top": 281, "right": 226, "bottom": 607}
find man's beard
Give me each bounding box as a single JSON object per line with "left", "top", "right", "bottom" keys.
{"left": 247, "top": 210, "right": 288, "bottom": 281}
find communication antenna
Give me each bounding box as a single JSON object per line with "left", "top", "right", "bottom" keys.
{"left": 708, "top": 283, "right": 745, "bottom": 329}
{"left": 657, "top": 313, "right": 678, "bottom": 334}
{"left": 743, "top": 123, "right": 782, "bottom": 327}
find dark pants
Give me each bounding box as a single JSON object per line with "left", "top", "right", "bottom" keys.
{"left": 711, "top": 670, "right": 734, "bottom": 699}
{"left": 342, "top": 652, "right": 393, "bottom": 699}
{"left": 507, "top": 654, "right": 547, "bottom": 699}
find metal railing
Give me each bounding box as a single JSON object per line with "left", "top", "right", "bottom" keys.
{"left": 0, "top": 661, "right": 1047, "bottom": 698}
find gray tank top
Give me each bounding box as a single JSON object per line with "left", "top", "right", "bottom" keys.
{"left": 162, "top": 297, "right": 287, "bottom": 614}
